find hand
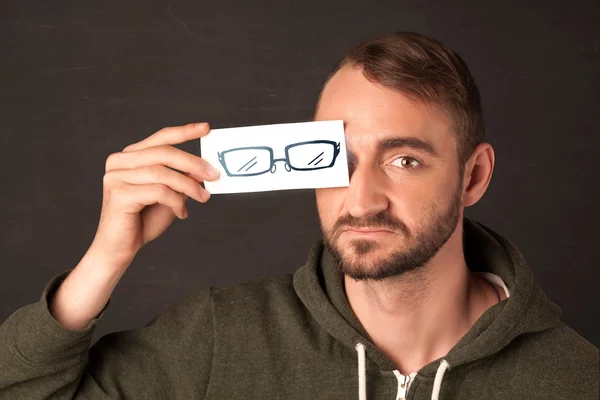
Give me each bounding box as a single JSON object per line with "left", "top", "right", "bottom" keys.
{"left": 88, "top": 122, "right": 220, "bottom": 273}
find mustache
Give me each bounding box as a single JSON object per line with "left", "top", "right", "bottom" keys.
{"left": 332, "top": 212, "right": 407, "bottom": 234}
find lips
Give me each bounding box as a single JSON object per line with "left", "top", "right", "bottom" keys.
{"left": 342, "top": 227, "right": 394, "bottom": 234}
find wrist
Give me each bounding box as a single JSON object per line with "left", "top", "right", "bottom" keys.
{"left": 49, "top": 250, "right": 124, "bottom": 330}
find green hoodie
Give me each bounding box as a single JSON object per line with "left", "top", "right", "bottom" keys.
{"left": 1, "top": 218, "right": 598, "bottom": 399}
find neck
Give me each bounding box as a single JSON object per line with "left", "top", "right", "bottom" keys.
{"left": 345, "top": 229, "right": 500, "bottom": 374}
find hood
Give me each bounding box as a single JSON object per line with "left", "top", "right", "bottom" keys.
{"left": 293, "top": 217, "right": 562, "bottom": 378}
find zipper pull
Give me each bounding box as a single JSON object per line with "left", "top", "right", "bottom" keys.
{"left": 393, "top": 370, "right": 413, "bottom": 400}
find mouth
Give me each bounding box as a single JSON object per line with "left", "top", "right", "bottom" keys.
{"left": 341, "top": 227, "right": 395, "bottom": 235}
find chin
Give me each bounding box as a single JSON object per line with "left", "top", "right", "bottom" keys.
{"left": 325, "top": 234, "right": 430, "bottom": 281}
{"left": 342, "top": 258, "right": 386, "bottom": 276}
{"left": 336, "top": 240, "right": 400, "bottom": 276}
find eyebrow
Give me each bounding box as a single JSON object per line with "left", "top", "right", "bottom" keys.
{"left": 377, "top": 136, "right": 439, "bottom": 158}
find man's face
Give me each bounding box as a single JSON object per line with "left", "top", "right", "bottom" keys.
{"left": 314, "top": 65, "right": 464, "bottom": 281}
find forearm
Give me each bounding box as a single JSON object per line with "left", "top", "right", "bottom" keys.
{"left": 50, "top": 249, "right": 124, "bottom": 331}
{"left": 0, "top": 271, "right": 99, "bottom": 399}
{"left": 1, "top": 261, "right": 216, "bottom": 400}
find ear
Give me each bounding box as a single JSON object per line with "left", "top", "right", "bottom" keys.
{"left": 461, "top": 142, "right": 495, "bottom": 207}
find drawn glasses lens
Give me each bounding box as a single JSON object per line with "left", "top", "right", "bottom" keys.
{"left": 220, "top": 148, "right": 272, "bottom": 176}
{"left": 286, "top": 141, "right": 338, "bottom": 170}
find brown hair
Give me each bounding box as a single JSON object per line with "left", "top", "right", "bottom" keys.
{"left": 318, "top": 31, "right": 485, "bottom": 171}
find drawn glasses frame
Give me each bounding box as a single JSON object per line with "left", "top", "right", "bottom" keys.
{"left": 218, "top": 140, "right": 341, "bottom": 177}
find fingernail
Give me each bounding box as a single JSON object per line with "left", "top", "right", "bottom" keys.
{"left": 195, "top": 122, "right": 207, "bottom": 129}
{"left": 207, "top": 166, "right": 220, "bottom": 179}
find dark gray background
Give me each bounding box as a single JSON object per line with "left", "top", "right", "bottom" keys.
{"left": 1, "top": 0, "right": 598, "bottom": 346}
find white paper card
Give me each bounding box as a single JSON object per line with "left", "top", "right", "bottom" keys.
{"left": 200, "top": 120, "right": 349, "bottom": 194}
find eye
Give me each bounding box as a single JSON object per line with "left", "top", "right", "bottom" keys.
{"left": 391, "top": 156, "right": 421, "bottom": 169}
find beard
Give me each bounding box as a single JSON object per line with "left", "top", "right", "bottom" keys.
{"left": 321, "top": 180, "right": 463, "bottom": 281}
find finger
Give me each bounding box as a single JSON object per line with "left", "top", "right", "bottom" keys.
{"left": 184, "top": 172, "right": 206, "bottom": 186}
{"left": 110, "top": 183, "right": 188, "bottom": 219}
{"left": 105, "top": 145, "right": 220, "bottom": 182}
{"left": 104, "top": 166, "right": 210, "bottom": 203}
{"left": 123, "top": 122, "right": 210, "bottom": 153}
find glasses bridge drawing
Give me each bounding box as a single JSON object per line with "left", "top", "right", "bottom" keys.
{"left": 217, "top": 140, "right": 341, "bottom": 177}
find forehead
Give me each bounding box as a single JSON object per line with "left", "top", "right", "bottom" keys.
{"left": 315, "top": 65, "right": 454, "bottom": 155}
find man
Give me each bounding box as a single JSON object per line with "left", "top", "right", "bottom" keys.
{"left": 1, "top": 32, "right": 597, "bottom": 400}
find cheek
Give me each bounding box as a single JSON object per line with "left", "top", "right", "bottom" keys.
{"left": 410, "top": 175, "right": 458, "bottom": 218}
{"left": 385, "top": 176, "right": 443, "bottom": 222}
{"left": 385, "top": 176, "right": 424, "bottom": 206}
{"left": 315, "top": 188, "right": 345, "bottom": 225}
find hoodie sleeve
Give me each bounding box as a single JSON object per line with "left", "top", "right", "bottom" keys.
{"left": 0, "top": 271, "right": 214, "bottom": 399}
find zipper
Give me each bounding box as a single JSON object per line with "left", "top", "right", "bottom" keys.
{"left": 393, "top": 370, "right": 417, "bottom": 400}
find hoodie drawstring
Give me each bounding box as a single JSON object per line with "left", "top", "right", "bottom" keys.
{"left": 355, "top": 343, "right": 367, "bottom": 400}
{"left": 431, "top": 359, "right": 450, "bottom": 400}
{"left": 355, "top": 342, "right": 451, "bottom": 400}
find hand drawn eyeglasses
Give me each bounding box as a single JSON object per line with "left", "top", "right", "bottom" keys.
{"left": 218, "top": 140, "right": 341, "bottom": 177}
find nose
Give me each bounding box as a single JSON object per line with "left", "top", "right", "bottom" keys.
{"left": 344, "top": 164, "right": 388, "bottom": 218}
